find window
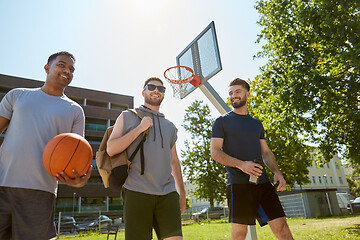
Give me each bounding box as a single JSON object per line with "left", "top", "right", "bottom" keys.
{"left": 111, "top": 103, "right": 128, "bottom": 111}
{"left": 330, "top": 176, "right": 334, "bottom": 184}
{"left": 312, "top": 176, "right": 316, "bottom": 184}
{"left": 318, "top": 176, "right": 323, "bottom": 184}
{"left": 326, "top": 163, "right": 330, "bottom": 168}
{"left": 339, "top": 177, "right": 343, "bottom": 184}
{"left": 336, "top": 164, "right": 340, "bottom": 169}
{"left": 86, "top": 99, "right": 108, "bottom": 108}
{"left": 323, "top": 176, "right": 328, "bottom": 184}
{"left": 85, "top": 118, "right": 108, "bottom": 132}
{"left": 91, "top": 159, "right": 97, "bottom": 169}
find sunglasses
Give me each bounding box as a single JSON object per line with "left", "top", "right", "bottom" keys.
{"left": 145, "top": 84, "right": 166, "bottom": 93}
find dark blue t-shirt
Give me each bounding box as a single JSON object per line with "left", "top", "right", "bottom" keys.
{"left": 212, "top": 112, "right": 269, "bottom": 185}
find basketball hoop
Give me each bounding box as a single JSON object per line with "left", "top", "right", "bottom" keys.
{"left": 164, "top": 66, "right": 201, "bottom": 99}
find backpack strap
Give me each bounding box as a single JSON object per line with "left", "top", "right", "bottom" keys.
{"left": 127, "top": 108, "right": 148, "bottom": 175}
{"left": 128, "top": 133, "right": 147, "bottom": 175}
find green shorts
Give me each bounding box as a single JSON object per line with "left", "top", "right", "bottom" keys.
{"left": 124, "top": 189, "right": 182, "bottom": 240}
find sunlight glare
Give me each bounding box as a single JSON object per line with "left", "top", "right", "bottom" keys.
{"left": 129, "top": 0, "right": 167, "bottom": 16}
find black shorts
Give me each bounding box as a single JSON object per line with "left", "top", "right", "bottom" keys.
{"left": 0, "top": 187, "right": 57, "bottom": 240}
{"left": 227, "top": 182, "right": 285, "bottom": 226}
{"left": 124, "top": 189, "right": 182, "bottom": 240}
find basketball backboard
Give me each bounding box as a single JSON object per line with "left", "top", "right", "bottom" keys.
{"left": 176, "top": 21, "right": 222, "bottom": 99}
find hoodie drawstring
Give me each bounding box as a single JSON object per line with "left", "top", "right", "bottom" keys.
{"left": 140, "top": 105, "right": 164, "bottom": 149}
{"left": 151, "top": 114, "right": 156, "bottom": 142}
{"left": 157, "top": 116, "right": 164, "bottom": 148}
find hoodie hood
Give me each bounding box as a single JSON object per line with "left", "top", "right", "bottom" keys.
{"left": 136, "top": 105, "right": 165, "bottom": 148}
{"left": 137, "top": 105, "right": 165, "bottom": 118}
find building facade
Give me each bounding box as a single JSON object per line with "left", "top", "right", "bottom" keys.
{"left": 292, "top": 154, "right": 349, "bottom": 193}
{"left": 0, "top": 73, "right": 133, "bottom": 213}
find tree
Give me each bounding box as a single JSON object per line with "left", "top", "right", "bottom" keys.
{"left": 181, "top": 100, "right": 227, "bottom": 206}
{"left": 347, "top": 177, "right": 360, "bottom": 198}
{"left": 346, "top": 164, "right": 360, "bottom": 197}
{"left": 186, "top": 196, "right": 192, "bottom": 210}
{"left": 255, "top": 0, "right": 360, "bottom": 166}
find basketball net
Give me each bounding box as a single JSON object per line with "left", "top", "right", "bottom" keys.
{"left": 164, "top": 66, "right": 201, "bottom": 99}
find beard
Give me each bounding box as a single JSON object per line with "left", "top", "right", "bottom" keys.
{"left": 144, "top": 94, "right": 163, "bottom": 106}
{"left": 231, "top": 97, "right": 247, "bottom": 108}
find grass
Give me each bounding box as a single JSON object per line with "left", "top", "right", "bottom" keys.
{"left": 59, "top": 214, "right": 360, "bottom": 239}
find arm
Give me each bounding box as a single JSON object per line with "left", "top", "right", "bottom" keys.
{"left": 211, "top": 137, "right": 263, "bottom": 178}
{"left": 107, "top": 113, "right": 153, "bottom": 157}
{"left": 170, "top": 144, "right": 186, "bottom": 215}
{"left": 0, "top": 116, "right": 10, "bottom": 135}
{"left": 260, "top": 139, "right": 286, "bottom": 191}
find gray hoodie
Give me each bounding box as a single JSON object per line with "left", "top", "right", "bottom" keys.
{"left": 122, "top": 106, "right": 178, "bottom": 195}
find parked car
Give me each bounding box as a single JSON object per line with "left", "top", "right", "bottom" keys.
{"left": 350, "top": 197, "right": 360, "bottom": 213}
{"left": 191, "top": 207, "right": 229, "bottom": 222}
{"left": 55, "top": 216, "right": 76, "bottom": 233}
{"left": 76, "top": 215, "right": 112, "bottom": 232}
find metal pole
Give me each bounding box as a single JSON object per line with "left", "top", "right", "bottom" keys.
{"left": 323, "top": 174, "right": 333, "bottom": 215}
{"left": 199, "top": 81, "right": 257, "bottom": 240}
{"left": 78, "top": 196, "right": 81, "bottom": 213}
{"left": 99, "top": 210, "right": 101, "bottom": 233}
{"left": 72, "top": 193, "right": 76, "bottom": 216}
{"left": 106, "top": 196, "right": 109, "bottom": 212}
{"left": 325, "top": 192, "right": 333, "bottom": 215}
{"left": 300, "top": 193, "right": 308, "bottom": 218}
{"left": 57, "top": 212, "right": 62, "bottom": 237}
{"left": 246, "top": 226, "right": 258, "bottom": 240}
{"left": 199, "top": 82, "right": 230, "bottom": 114}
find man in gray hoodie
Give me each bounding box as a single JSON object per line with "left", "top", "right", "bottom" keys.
{"left": 107, "top": 77, "right": 186, "bottom": 240}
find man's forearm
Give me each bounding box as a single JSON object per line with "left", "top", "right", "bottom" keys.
{"left": 107, "top": 125, "right": 144, "bottom": 156}
{"left": 171, "top": 159, "right": 185, "bottom": 195}
{"left": 211, "top": 148, "right": 243, "bottom": 169}
{"left": 263, "top": 151, "right": 282, "bottom": 175}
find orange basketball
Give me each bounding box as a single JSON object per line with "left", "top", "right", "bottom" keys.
{"left": 43, "top": 133, "right": 93, "bottom": 178}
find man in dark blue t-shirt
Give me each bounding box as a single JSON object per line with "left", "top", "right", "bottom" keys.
{"left": 211, "top": 78, "right": 293, "bottom": 240}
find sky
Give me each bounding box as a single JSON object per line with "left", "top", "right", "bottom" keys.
{"left": 0, "top": 0, "right": 267, "bottom": 156}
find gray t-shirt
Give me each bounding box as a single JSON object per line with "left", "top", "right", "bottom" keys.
{"left": 122, "top": 106, "right": 178, "bottom": 195}
{"left": 0, "top": 88, "right": 85, "bottom": 195}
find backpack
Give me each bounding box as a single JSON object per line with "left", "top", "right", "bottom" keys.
{"left": 95, "top": 109, "right": 148, "bottom": 191}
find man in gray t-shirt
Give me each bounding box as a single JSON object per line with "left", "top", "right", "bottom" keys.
{"left": 107, "top": 77, "right": 186, "bottom": 240}
{"left": 0, "top": 51, "right": 91, "bottom": 240}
